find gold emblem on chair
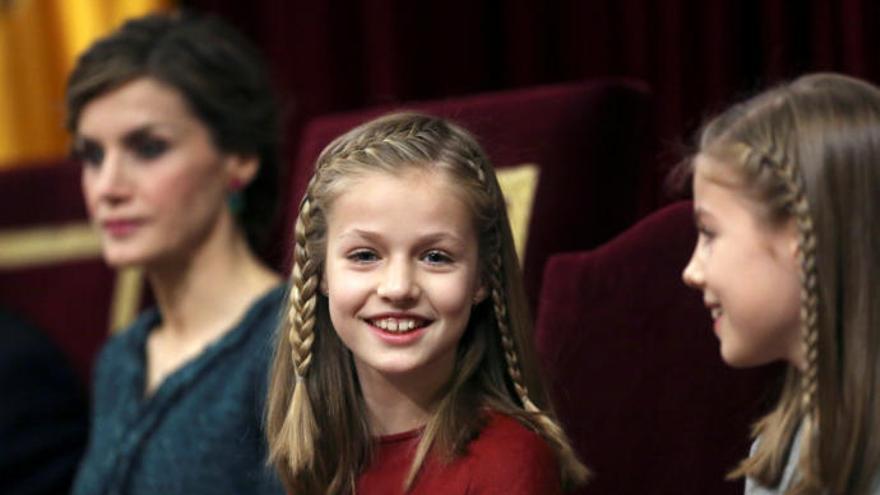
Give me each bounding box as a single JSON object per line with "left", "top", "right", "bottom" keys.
{"left": 496, "top": 163, "right": 540, "bottom": 264}
{"left": 0, "top": 223, "right": 143, "bottom": 333}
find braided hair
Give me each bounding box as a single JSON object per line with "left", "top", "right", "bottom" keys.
{"left": 267, "top": 112, "right": 588, "bottom": 493}
{"left": 696, "top": 73, "right": 880, "bottom": 495}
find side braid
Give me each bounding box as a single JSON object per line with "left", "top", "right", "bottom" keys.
{"left": 488, "top": 253, "right": 534, "bottom": 408}
{"left": 754, "top": 143, "right": 822, "bottom": 488}
{"left": 466, "top": 147, "right": 590, "bottom": 483}
{"left": 276, "top": 181, "right": 321, "bottom": 472}
{"left": 288, "top": 193, "right": 319, "bottom": 378}
{"left": 754, "top": 144, "right": 820, "bottom": 418}
{"left": 461, "top": 154, "right": 534, "bottom": 410}
{"left": 488, "top": 251, "right": 590, "bottom": 484}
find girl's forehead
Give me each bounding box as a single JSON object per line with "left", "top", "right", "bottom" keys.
{"left": 325, "top": 166, "right": 469, "bottom": 208}
{"left": 324, "top": 168, "right": 480, "bottom": 237}
{"left": 694, "top": 153, "right": 745, "bottom": 186}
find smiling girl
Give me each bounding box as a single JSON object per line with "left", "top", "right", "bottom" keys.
{"left": 267, "top": 112, "right": 588, "bottom": 494}
{"left": 682, "top": 73, "right": 880, "bottom": 494}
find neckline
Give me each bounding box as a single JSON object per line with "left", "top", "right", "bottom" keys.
{"left": 377, "top": 425, "right": 424, "bottom": 444}
{"left": 129, "top": 283, "right": 286, "bottom": 402}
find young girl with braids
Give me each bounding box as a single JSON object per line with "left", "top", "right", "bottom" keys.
{"left": 682, "top": 73, "right": 880, "bottom": 494}
{"left": 266, "top": 112, "right": 587, "bottom": 494}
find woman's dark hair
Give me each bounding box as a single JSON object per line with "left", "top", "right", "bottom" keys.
{"left": 66, "top": 11, "right": 281, "bottom": 251}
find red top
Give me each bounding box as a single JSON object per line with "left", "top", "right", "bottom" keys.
{"left": 356, "top": 411, "right": 561, "bottom": 494}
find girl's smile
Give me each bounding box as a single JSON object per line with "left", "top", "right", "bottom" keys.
{"left": 683, "top": 153, "right": 804, "bottom": 369}
{"left": 323, "top": 168, "right": 486, "bottom": 384}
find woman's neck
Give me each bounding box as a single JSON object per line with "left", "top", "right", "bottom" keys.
{"left": 146, "top": 219, "right": 280, "bottom": 340}
{"left": 355, "top": 354, "right": 456, "bottom": 436}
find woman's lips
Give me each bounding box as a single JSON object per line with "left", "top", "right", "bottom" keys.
{"left": 102, "top": 219, "right": 142, "bottom": 238}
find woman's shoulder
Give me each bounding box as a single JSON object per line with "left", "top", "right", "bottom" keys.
{"left": 237, "top": 283, "right": 287, "bottom": 338}
{"left": 464, "top": 410, "right": 561, "bottom": 494}
{"left": 95, "top": 309, "right": 158, "bottom": 369}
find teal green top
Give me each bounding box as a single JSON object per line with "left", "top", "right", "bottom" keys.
{"left": 72, "top": 285, "right": 286, "bottom": 495}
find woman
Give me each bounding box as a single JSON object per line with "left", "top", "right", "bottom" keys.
{"left": 68, "top": 12, "right": 285, "bottom": 495}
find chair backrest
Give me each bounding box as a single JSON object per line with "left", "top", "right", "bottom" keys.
{"left": 535, "top": 201, "right": 783, "bottom": 495}
{"left": 284, "top": 79, "right": 656, "bottom": 311}
{"left": 0, "top": 161, "right": 141, "bottom": 384}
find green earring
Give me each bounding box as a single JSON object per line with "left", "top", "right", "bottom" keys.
{"left": 228, "top": 179, "right": 245, "bottom": 215}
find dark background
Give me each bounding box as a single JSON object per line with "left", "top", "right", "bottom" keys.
{"left": 185, "top": 0, "right": 880, "bottom": 187}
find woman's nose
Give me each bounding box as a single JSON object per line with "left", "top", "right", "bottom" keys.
{"left": 87, "top": 152, "right": 132, "bottom": 205}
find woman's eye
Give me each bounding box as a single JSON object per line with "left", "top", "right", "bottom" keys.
{"left": 133, "top": 138, "right": 168, "bottom": 160}
{"left": 422, "top": 250, "right": 453, "bottom": 265}
{"left": 72, "top": 141, "right": 104, "bottom": 167}
{"left": 348, "top": 250, "right": 379, "bottom": 263}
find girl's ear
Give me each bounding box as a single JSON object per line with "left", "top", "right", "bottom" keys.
{"left": 783, "top": 217, "right": 800, "bottom": 261}
{"left": 320, "top": 276, "right": 329, "bottom": 296}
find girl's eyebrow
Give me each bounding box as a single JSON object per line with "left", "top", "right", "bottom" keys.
{"left": 337, "top": 228, "right": 466, "bottom": 246}
{"left": 693, "top": 205, "right": 713, "bottom": 223}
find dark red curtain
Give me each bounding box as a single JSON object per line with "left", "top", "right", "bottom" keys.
{"left": 186, "top": 0, "right": 880, "bottom": 190}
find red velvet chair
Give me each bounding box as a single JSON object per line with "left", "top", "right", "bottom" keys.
{"left": 0, "top": 161, "right": 141, "bottom": 385}
{"left": 535, "top": 201, "right": 783, "bottom": 495}
{"left": 284, "top": 79, "right": 656, "bottom": 311}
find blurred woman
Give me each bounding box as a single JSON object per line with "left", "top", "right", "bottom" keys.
{"left": 67, "top": 12, "right": 285, "bottom": 495}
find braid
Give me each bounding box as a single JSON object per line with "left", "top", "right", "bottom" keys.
{"left": 277, "top": 179, "right": 321, "bottom": 472}
{"left": 468, "top": 147, "right": 589, "bottom": 484}
{"left": 489, "top": 253, "right": 532, "bottom": 405}
{"left": 754, "top": 143, "right": 820, "bottom": 418}
{"left": 288, "top": 193, "right": 319, "bottom": 378}
{"left": 488, "top": 250, "right": 590, "bottom": 485}
{"left": 753, "top": 141, "right": 822, "bottom": 489}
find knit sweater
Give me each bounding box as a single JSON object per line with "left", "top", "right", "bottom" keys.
{"left": 71, "top": 285, "right": 286, "bottom": 495}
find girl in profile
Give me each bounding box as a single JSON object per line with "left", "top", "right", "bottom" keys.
{"left": 683, "top": 73, "right": 880, "bottom": 494}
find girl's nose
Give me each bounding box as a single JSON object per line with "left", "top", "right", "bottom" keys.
{"left": 377, "top": 257, "right": 420, "bottom": 302}
{"left": 682, "top": 249, "right": 704, "bottom": 289}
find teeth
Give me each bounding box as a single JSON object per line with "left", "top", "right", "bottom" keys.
{"left": 711, "top": 307, "right": 723, "bottom": 319}
{"left": 372, "top": 318, "right": 420, "bottom": 333}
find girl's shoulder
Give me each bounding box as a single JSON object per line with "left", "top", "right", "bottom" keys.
{"left": 463, "top": 410, "right": 561, "bottom": 494}
{"left": 470, "top": 411, "right": 552, "bottom": 454}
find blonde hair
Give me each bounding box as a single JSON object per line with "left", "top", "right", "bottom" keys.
{"left": 696, "top": 73, "right": 880, "bottom": 494}
{"left": 266, "top": 112, "right": 588, "bottom": 493}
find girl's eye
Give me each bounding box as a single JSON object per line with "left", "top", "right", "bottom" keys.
{"left": 422, "top": 250, "right": 453, "bottom": 265}
{"left": 697, "top": 226, "right": 716, "bottom": 246}
{"left": 72, "top": 141, "right": 105, "bottom": 167}
{"left": 347, "top": 250, "right": 379, "bottom": 263}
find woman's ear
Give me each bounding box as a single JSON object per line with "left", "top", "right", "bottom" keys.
{"left": 225, "top": 154, "right": 259, "bottom": 189}
{"left": 473, "top": 285, "right": 488, "bottom": 304}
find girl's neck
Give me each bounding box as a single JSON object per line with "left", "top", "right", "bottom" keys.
{"left": 146, "top": 217, "right": 280, "bottom": 339}
{"left": 355, "top": 355, "right": 456, "bottom": 436}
